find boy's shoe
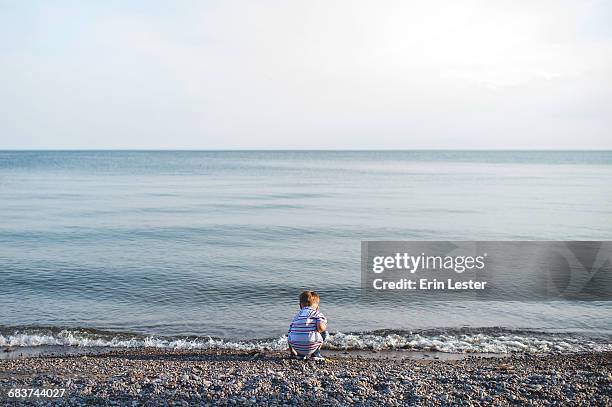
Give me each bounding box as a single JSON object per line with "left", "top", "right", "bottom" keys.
{"left": 310, "top": 349, "right": 325, "bottom": 361}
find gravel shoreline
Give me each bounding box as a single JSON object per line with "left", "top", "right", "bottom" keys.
{"left": 1, "top": 349, "right": 610, "bottom": 406}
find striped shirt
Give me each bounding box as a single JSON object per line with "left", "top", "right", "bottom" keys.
{"left": 287, "top": 306, "right": 327, "bottom": 356}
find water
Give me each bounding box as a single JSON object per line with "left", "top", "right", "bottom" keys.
{"left": 1, "top": 151, "right": 611, "bottom": 353}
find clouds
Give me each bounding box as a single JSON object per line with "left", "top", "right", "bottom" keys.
{"left": 0, "top": 0, "right": 611, "bottom": 149}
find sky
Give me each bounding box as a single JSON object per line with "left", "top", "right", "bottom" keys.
{"left": 1, "top": 0, "right": 611, "bottom": 150}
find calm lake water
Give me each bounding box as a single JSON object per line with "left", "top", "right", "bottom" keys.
{"left": 1, "top": 151, "right": 611, "bottom": 352}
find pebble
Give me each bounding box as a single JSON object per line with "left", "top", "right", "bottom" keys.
{"left": 0, "top": 349, "right": 609, "bottom": 406}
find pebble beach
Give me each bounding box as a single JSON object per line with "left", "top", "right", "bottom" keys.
{"left": 1, "top": 349, "right": 610, "bottom": 406}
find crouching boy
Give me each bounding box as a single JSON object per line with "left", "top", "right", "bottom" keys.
{"left": 288, "top": 291, "right": 328, "bottom": 360}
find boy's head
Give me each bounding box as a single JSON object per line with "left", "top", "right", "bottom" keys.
{"left": 299, "top": 291, "right": 320, "bottom": 309}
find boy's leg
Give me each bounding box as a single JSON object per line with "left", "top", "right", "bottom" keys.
{"left": 311, "top": 332, "right": 328, "bottom": 360}
{"left": 311, "top": 345, "right": 325, "bottom": 360}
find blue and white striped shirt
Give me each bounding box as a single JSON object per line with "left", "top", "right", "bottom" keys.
{"left": 287, "top": 306, "right": 327, "bottom": 356}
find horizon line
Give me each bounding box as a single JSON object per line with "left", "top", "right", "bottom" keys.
{"left": 1, "top": 148, "right": 612, "bottom": 152}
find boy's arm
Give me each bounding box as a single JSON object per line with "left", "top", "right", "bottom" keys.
{"left": 316, "top": 314, "right": 327, "bottom": 332}
{"left": 317, "top": 320, "right": 327, "bottom": 332}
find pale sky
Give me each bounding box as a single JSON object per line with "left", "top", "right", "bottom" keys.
{"left": 1, "top": 0, "right": 611, "bottom": 149}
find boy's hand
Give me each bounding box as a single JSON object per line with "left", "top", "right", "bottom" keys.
{"left": 317, "top": 321, "right": 327, "bottom": 332}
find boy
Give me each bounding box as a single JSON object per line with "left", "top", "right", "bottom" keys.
{"left": 287, "top": 291, "right": 328, "bottom": 361}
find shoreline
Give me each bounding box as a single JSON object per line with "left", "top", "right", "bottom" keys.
{"left": 1, "top": 349, "right": 609, "bottom": 405}
{"left": 1, "top": 345, "right": 506, "bottom": 361}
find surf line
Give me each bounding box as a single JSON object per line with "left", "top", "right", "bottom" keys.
{"left": 372, "top": 278, "right": 487, "bottom": 290}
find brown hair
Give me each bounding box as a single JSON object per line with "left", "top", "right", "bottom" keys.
{"left": 299, "top": 291, "right": 320, "bottom": 307}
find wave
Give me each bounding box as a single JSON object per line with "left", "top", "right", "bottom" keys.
{"left": 1, "top": 327, "right": 610, "bottom": 354}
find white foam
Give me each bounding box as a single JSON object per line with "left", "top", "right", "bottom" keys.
{"left": 326, "top": 332, "right": 612, "bottom": 353}
{"left": 0, "top": 330, "right": 289, "bottom": 351}
{"left": 1, "top": 330, "right": 610, "bottom": 354}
